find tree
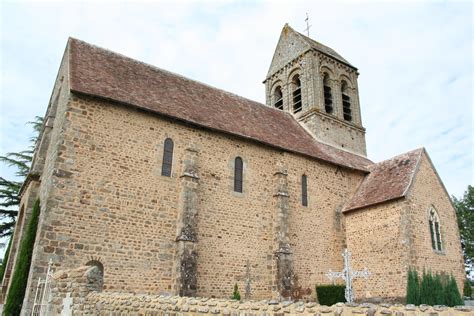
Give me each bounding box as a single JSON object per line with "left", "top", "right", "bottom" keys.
{"left": 3, "top": 199, "right": 40, "bottom": 315}
{"left": 0, "top": 116, "right": 43, "bottom": 238}
{"left": 453, "top": 185, "right": 474, "bottom": 277}
{"left": 406, "top": 269, "right": 420, "bottom": 305}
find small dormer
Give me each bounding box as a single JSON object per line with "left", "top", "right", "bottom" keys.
{"left": 264, "top": 24, "right": 367, "bottom": 156}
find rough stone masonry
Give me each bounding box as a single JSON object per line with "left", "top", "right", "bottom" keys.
{"left": 0, "top": 24, "right": 465, "bottom": 314}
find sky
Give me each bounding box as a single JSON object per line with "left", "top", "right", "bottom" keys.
{"left": 0, "top": 0, "right": 472, "bottom": 203}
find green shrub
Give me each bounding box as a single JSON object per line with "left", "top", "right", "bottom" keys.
{"left": 432, "top": 274, "right": 445, "bottom": 305}
{"left": 0, "top": 237, "right": 13, "bottom": 283}
{"left": 232, "top": 283, "right": 241, "bottom": 300}
{"left": 409, "top": 269, "right": 464, "bottom": 306}
{"left": 316, "top": 284, "right": 346, "bottom": 305}
{"left": 4, "top": 199, "right": 40, "bottom": 315}
{"left": 420, "top": 270, "right": 435, "bottom": 306}
{"left": 444, "top": 275, "right": 463, "bottom": 307}
{"left": 464, "top": 279, "right": 472, "bottom": 298}
{"left": 406, "top": 269, "right": 420, "bottom": 305}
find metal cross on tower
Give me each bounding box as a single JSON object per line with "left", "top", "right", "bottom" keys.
{"left": 326, "top": 249, "right": 371, "bottom": 303}
{"left": 304, "top": 13, "right": 312, "bottom": 37}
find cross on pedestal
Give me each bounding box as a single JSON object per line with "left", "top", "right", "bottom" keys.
{"left": 326, "top": 249, "right": 370, "bottom": 304}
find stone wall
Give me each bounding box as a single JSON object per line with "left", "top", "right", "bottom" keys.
{"left": 45, "top": 266, "right": 473, "bottom": 315}
{"left": 406, "top": 153, "right": 465, "bottom": 290}
{"left": 47, "top": 265, "right": 103, "bottom": 315}
{"left": 345, "top": 200, "right": 409, "bottom": 301}
{"left": 77, "top": 293, "right": 472, "bottom": 315}
{"left": 25, "top": 92, "right": 366, "bottom": 302}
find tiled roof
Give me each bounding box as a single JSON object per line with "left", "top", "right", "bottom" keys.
{"left": 67, "top": 38, "right": 372, "bottom": 172}
{"left": 344, "top": 148, "right": 424, "bottom": 212}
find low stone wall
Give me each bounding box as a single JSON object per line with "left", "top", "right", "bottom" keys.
{"left": 47, "top": 264, "right": 103, "bottom": 315}
{"left": 47, "top": 266, "right": 473, "bottom": 315}
{"left": 75, "top": 293, "right": 472, "bottom": 315}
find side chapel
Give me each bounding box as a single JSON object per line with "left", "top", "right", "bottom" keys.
{"left": 1, "top": 24, "right": 465, "bottom": 313}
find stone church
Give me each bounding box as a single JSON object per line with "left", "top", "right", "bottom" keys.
{"left": 1, "top": 24, "right": 465, "bottom": 313}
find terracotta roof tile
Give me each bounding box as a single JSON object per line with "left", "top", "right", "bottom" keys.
{"left": 344, "top": 148, "right": 424, "bottom": 212}
{"left": 67, "top": 38, "right": 372, "bottom": 172}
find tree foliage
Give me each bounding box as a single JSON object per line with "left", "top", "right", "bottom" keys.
{"left": 406, "top": 269, "right": 420, "bottom": 305}
{"left": 408, "top": 269, "right": 462, "bottom": 306}
{"left": 0, "top": 236, "right": 12, "bottom": 282}
{"left": 3, "top": 199, "right": 40, "bottom": 315}
{"left": 0, "top": 116, "right": 43, "bottom": 238}
{"left": 453, "top": 185, "right": 474, "bottom": 275}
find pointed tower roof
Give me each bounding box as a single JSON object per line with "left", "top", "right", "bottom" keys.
{"left": 265, "top": 24, "right": 356, "bottom": 80}
{"left": 296, "top": 30, "right": 355, "bottom": 68}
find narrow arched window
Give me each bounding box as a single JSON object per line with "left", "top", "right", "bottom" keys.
{"left": 428, "top": 208, "right": 442, "bottom": 251}
{"left": 341, "top": 80, "right": 352, "bottom": 121}
{"left": 292, "top": 75, "right": 302, "bottom": 113}
{"left": 274, "top": 86, "right": 283, "bottom": 110}
{"left": 301, "top": 175, "right": 308, "bottom": 207}
{"left": 234, "top": 157, "right": 243, "bottom": 193}
{"left": 161, "top": 138, "right": 174, "bottom": 177}
{"left": 323, "top": 73, "right": 333, "bottom": 114}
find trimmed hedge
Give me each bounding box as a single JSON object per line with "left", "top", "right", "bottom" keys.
{"left": 4, "top": 199, "right": 40, "bottom": 315}
{"left": 0, "top": 236, "right": 12, "bottom": 283}
{"left": 316, "top": 284, "right": 346, "bottom": 305}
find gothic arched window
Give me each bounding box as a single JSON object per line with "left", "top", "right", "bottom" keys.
{"left": 301, "top": 174, "right": 308, "bottom": 207}
{"left": 341, "top": 80, "right": 352, "bottom": 121}
{"left": 428, "top": 207, "right": 442, "bottom": 251}
{"left": 274, "top": 86, "right": 283, "bottom": 110}
{"left": 323, "top": 73, "right": 333, "bottom": 114}
{"left": 292, "top": 75, "right": 302, "bottom": 114}
{"left": 234, "top": 157, "right": 243, "bottom": 193}
{"left": 161, "top": 138, "right": 174, "bottom": 177}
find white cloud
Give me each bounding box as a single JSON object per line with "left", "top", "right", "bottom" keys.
{"left": 0, "top": 0, "right": 472, "bottom": 197}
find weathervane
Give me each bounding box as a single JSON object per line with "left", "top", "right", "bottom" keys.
{"left": 304, "top": 13, "right": 312, "bottom": 37}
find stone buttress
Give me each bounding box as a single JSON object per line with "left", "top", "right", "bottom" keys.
{"left": 172, "top": 146, "right": 200, "bottom": 297}
{"left": 273, "top": 164, "right": 294, "bottom": 298}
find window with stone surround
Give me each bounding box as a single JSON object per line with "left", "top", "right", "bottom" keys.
{"left": 234, "top": 157, "right": 243, "bottom": 193}
{"left": 428, "top": 207, "right": 442, "bottom": 251}
{"left": 301, "top": 174, "right": 308, "bottom": 207}
{"left": 292, "top": 75, "right": 302, "bottom": 114}
{"left": 161, "top": 138, "right": 174, "bottom": 177}
{"left": 274, "top": 86, "right": 283, "bottom": 110}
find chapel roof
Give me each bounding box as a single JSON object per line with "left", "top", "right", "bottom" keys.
{"left": 67, "top": 38, "right": 372, "bottom": 172}
{"left": 344, "top": 148, "right": 424, "bottom": 212}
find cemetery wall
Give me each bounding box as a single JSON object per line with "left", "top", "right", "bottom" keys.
{"left": 48, "top": 265, "right": 473, "bottom": 316}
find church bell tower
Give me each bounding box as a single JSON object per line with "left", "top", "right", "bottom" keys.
{"left": 264, "top": 24, "right": 367, "bottom": 156}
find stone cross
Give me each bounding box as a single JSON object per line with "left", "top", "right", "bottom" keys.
{"left": 304, "top": 13, "right": 312, "bottom": 37}
{"left": 326, "top": 248, "right": 370, "bottom": 303}
{"left": 61, "top": 292, "right": 73, "bottom": 316}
